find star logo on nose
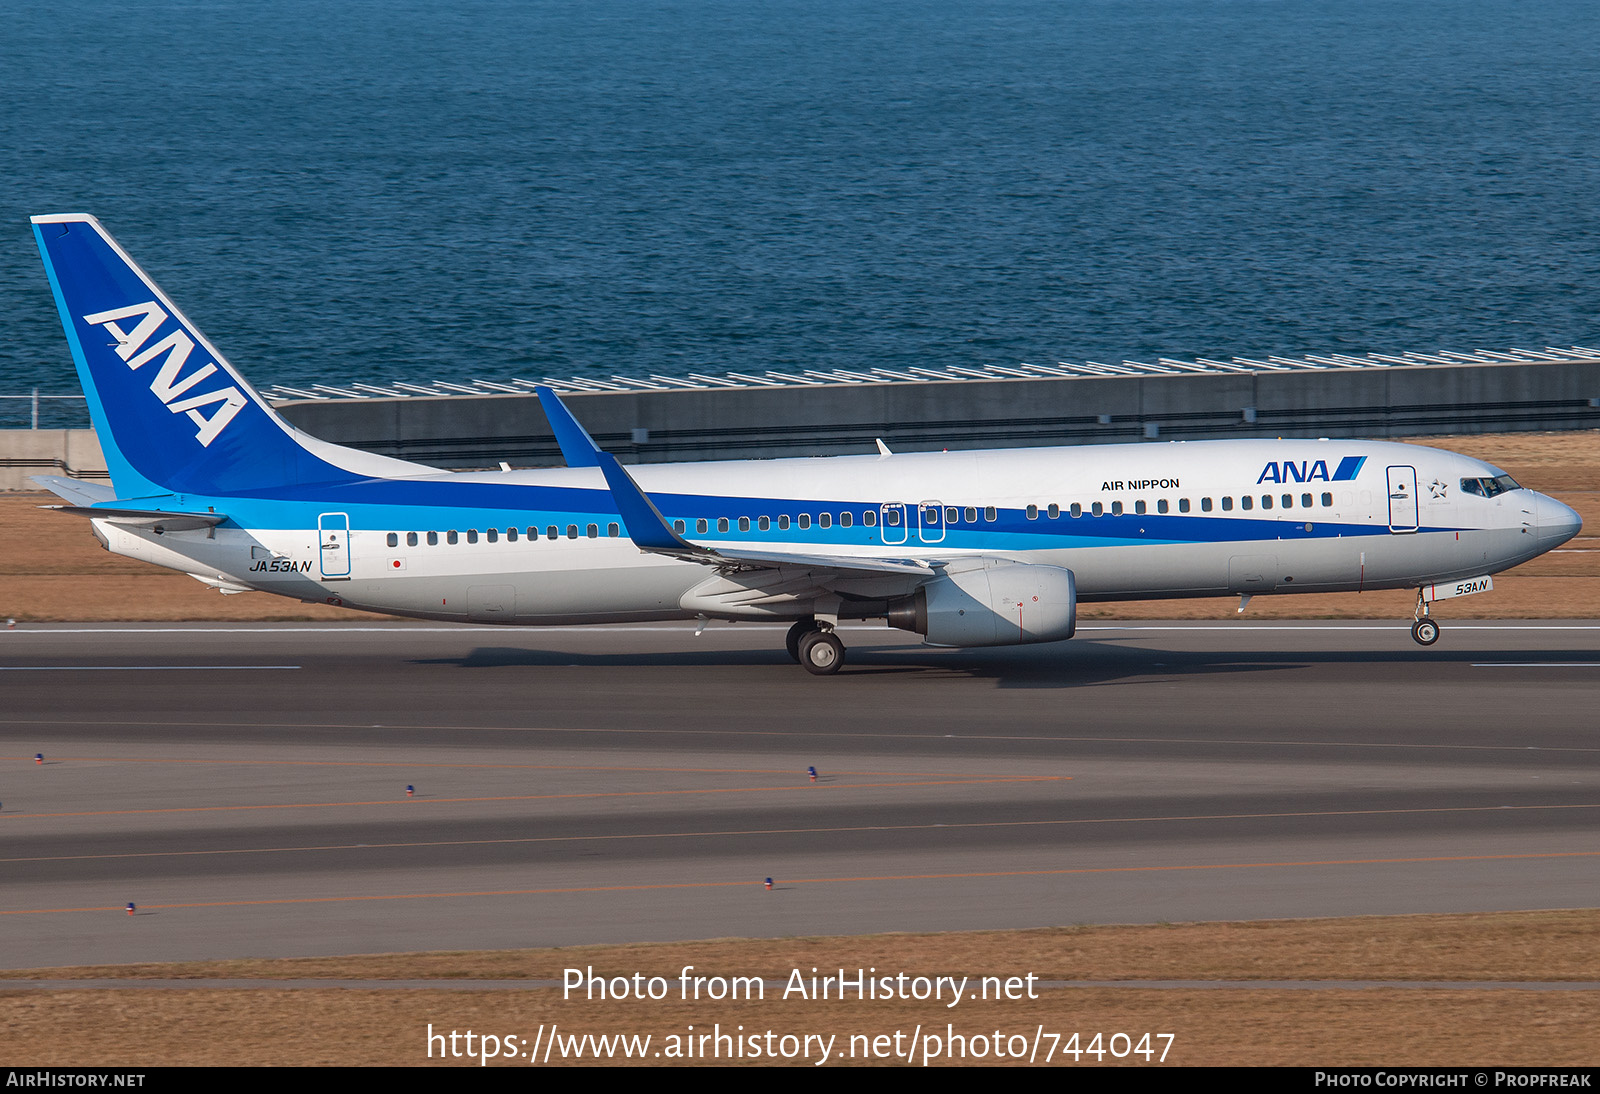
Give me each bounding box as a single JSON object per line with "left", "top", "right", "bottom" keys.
{"left": 1428, "top": 479, "right": 1448, "bottom": 499}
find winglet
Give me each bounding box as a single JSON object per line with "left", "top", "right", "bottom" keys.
{"left": 595, "top": 451, "right": 699, "bottom": 553}
{"left": 534, "top": 386, "right": 602, "bottom": 468}
{"left": 534, "top": 386, "right": 703, "bottom": 553}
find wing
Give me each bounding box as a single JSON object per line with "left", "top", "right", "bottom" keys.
{"left": 534, "top": 386, "right": 936, "bottom": 581}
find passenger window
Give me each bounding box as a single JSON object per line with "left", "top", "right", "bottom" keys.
{"left": 507, "top": 528, "right": 518, "bottom": 542}
{"left": 673, "top": 520, "right": 686, "bottom": 534}
{"left": 717, "top": 518, "right": 729, "bottom": 533}
{"left": 1261, "top": 496, "right": 1272, "bottom": 510}
{"left": 448, "top": 530, "right": 459, "bottom": 545}
{"left": 779, "top": 515, "right": 791, "bottom": 530}
{"left": 386, "top": 533, "right": 398, "bottom": 548}
{"left": 1070, "top": 503, "right": 1082, "bottom": 518}
{"left": 1322, "top": 493, "right": 1333, "bottom": 507}
{"left": 696, "top": 519, "right": 709, "bottom": 534}
{"left": 863, "top": 511, "right": 876, "bottom": 527}
{"left": 964, "top": 507, "right": 977, "bottom": 522}
{"left": 406, "top": 532, "right": 418, "bottom": 547}
{"left": 1157, "top": 499, "right": 1169, "bottom": 514}
{"left": 758, "top": 516, "right": 770, "bottom": 531}
{"left": 608, "top": 523, "right": 619, "bottom": 537}
{"left": 1201, "top": 498, "right": 1213, "bottom": 512}
{"left": 526, "top": 528, "right": 536, "bottom": 540}
{"left": 1135, "top": 500, "right": 1146, "bottom": 515}
{"left": 839, "top": 511, "right": 852, "bottom": 528}
{"left": 1178, "top": 499, "right": 1190, "bottom": 513}
{"left": 984, "top": 506, "right": 997, "bottom": 522}
{"left": 1092, "top": 502, "right": 1103, "bottom": 517}
{"left": 946, "top": 506, "right": 959, "bottom": 522}
{"left": 427, "top": 531, "right": 438, "bottom": 546}
{"left": 738, "top": 516, "right": 751, "bottom": 532}
{"left": 799, "top": 514, "right": 812, "bottom": 529}
{"left": 566, "top": 525, "right": 578, "bottom": 539}
{"left": 486, "top": 528, "right": 498, "bottom": 543}
{"left": 1222, "top": 497, "right": 1233, "bottom": 511}
{"left": 819, "top": 513, "right": 832, "bottom": 529}
{"left": 1111, "top": 501, "right": 1123, "bottom": 516}
{"left": 1047, "top": 503, "right": 1059, "bottom": 519}
{"left": 1301, "top": 494, "right": 1312, "bottom": 508}
{"left": 885, "top": 510, "right": 900, "bottom": 527}
{"left": 546, "top": 526, "right": 558, "bottom": 540}
{"left": 1240, "top": 496, "right": 1251, "bottom": 511}
{"left": 1283, "top": 494, "right": 1293, "bottom": 509}
{"left": 467, "top": 529, "right": 479, "bottom": 543}
{"left": 1026, "top": 504, "right": 1038, "bottom": 520}
{"left": 586, "top": 524, "right": 598, "bottom": 538}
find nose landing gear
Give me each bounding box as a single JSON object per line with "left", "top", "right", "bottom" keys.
{"left": 1411, "top": 590, "right": 1440, "bottom": 645}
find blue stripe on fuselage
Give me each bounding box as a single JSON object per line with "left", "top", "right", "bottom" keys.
{"left": 97, "top": 477, "right": 1449, "bottom": 549}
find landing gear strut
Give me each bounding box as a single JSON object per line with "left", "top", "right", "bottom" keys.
{"left": 1411, "top": 591, "right": 1440, "bottom": 646}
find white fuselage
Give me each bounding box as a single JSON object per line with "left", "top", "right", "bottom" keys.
{"left": 91, "top": 438, "right": 1577, "bottom": 627}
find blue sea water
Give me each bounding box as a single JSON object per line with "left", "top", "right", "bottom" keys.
{"left": 2, "top": 0, "right": 1599, "bottom": 427}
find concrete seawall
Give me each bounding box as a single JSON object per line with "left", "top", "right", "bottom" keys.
{"left": 0, "top": 429, "right": 106, "bottom": 490}
{"left": 5, "top": 357, "right": 1598, "bottom": 485}
{"left": 277, "top": 358, "right": 1600, "bottom": 468}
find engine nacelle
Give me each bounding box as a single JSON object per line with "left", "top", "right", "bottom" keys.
{"left": 888, "top": 561, "right": 1077, "bottom": 647}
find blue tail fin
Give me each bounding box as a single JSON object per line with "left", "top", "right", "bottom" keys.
{"left": 32, "top": 214, "right": 411, "bottom": 498}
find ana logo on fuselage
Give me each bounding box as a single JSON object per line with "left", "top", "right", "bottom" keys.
{"left": 82, "top": 301, "right": 247, "bottom": 447}
{"left": 1257, "top": 456, "right": 1366, "bottom": 485}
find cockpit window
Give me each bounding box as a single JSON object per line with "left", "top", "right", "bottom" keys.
{"left": 1460, "top": 474, "right": 1520, "bottom": 498}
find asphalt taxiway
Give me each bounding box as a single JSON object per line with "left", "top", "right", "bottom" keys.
{"left": 2, "top": 620, "right": 1597, "bottom": 968}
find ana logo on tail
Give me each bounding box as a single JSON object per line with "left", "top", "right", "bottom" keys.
{"left": 82, "top": 301, "right": 247, "bottom": 447}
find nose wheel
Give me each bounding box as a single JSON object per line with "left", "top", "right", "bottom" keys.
{"left": 1411, "top": 589, "right": 1440, "bottom": 645}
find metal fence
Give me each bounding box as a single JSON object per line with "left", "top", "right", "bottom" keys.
{"left": 0, "top": 392, "right": 89, "bottom": 430}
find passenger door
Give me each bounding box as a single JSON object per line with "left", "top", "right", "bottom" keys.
{"left": 318, "top": 513, "right": 351, "bottom": 579}
{"left": 1386, "top": 466, "right": 1419, "bottom": 533}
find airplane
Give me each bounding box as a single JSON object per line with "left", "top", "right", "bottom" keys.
{"left": 27, "top": 213, "right": 1583, "bottom": 674}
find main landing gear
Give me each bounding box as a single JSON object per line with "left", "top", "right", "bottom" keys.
{"left": 786, "top": 617, "right": 845, "bottom": 675}
{"left": 1411, "top": 590, "right": 1440, "bottom": 646}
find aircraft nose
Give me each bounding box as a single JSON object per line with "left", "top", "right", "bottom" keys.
{"left": 1535, "top": 493, "right": 1582, "bottom": 548}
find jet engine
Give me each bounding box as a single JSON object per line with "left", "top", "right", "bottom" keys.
{"left": 887, "top": 560, "right": 1077, "bottom": 647}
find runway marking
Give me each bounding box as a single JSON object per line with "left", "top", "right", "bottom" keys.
{"left": 9, "top": 622, "right": 1600, "bottom": 634}
{"left": 0, "top": 756, "right": 998, "bottom": 779}
{"left": 5, "top": 802, "right": 1597, "bottom": 866}
{"left": 0, "top": 665, "right": 300, "bottom": 672}
{"left": 1471, "top": 663, "right": 1600, "bottom": 668}
{"left": 7, "top": 717, "right": 1600, "bottom": 754}
{"left": 6, "top": 850, "right": 1597, "bottom": 917}
{"left": 0, "top": 775, "right": 1064, "bottom": 820}
{"left": 1084, "top": 624, "right": 1600, "bottom": 631}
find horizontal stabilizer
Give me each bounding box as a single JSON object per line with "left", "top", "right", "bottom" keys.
{"left": 30, "top": 474, "right": 116, "bottom": 506}
{"left": 43, "top": 505, "right": 227, "bottom": 532}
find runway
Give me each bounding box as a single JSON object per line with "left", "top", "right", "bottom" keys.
{"left": 2, "top": 620, "right": 1598, "bottom": 969}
